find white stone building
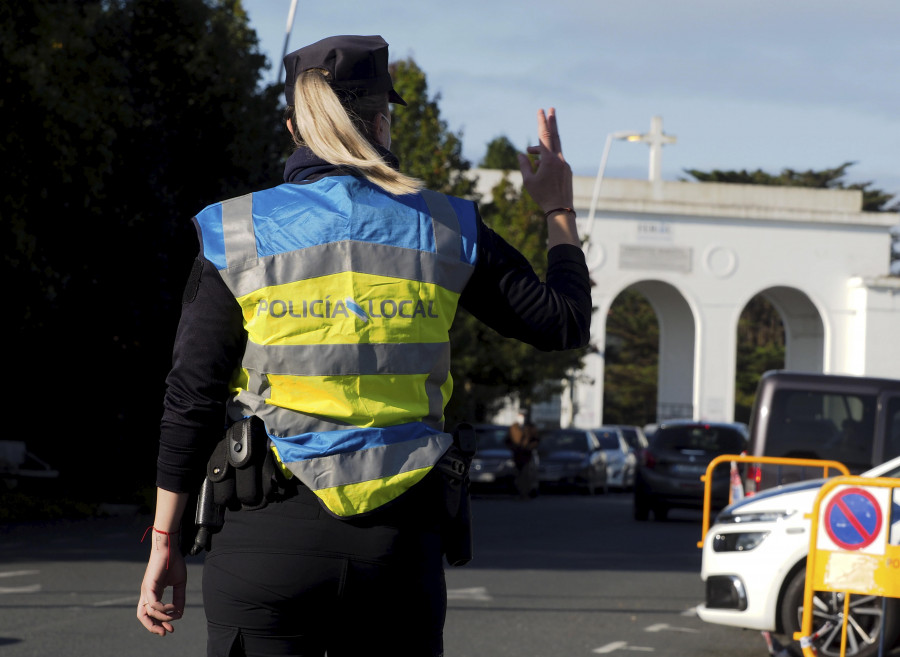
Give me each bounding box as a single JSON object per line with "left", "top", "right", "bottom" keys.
{"left": 472, "top": 168, "right": 900, "bottom": 427}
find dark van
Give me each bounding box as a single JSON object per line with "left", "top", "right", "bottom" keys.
{"left": 746, "top": 370, "right": 900, "bottom": 491}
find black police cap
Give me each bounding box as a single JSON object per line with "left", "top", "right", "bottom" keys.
{"left": 283, "top": 35, "right": 406, "bottom": 107}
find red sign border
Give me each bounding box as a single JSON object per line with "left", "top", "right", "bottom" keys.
{"left": 823, "top": 486, "right": 883, "bottom": 551}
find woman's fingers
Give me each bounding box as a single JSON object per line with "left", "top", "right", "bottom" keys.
{"left": 536, "top": 108, "right": 562, "bottom": 155}
{"left": 137, "top": 599, "right": 182, "bottom": 635}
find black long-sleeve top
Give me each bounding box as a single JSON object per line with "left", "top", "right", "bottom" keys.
{"left": 157, "top": 149, "right": 592, "bottom": 493}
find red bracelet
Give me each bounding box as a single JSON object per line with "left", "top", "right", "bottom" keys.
{"left": 141, "top": 526, "right": 180, "bottom": 570}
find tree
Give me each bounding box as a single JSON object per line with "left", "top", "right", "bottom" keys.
{"left": 451, "top": 174, "right": 591, "bottom": 424}
{"left": 734, "top": 296, "right": 786, "bottom": 423}
{"left": 388, "top": 67, "right": 589, "bottom": 424}
{"left": 388, "top": 59, "right": 475, "bottom": 198}
{"left": 683, "top": 163, "right": 897, "bottom": 212}
{"left": 480, "top": 136, "right": 520, "bottom": 170}
{"left": 2, "top": 0, "right": 285, "bottom": 499}
{"left": 602, "top": 290, "right": 659, "bottom": 426}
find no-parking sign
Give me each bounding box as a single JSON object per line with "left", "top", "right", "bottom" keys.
{"left": 812, "top": 482, "right": 899, "bottom": 596}
{"left": 822, "top": 487, "right": 884, "bottom": 551}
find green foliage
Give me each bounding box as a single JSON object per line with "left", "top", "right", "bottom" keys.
{"left": 2, "top": 0, "right": 284, "bottom": 494}
{"left": 480, "top": 136, "right": 520, "bottom": 170}
{"left": 387, "top": 59, "right": 589, "bottom": 424}
{"left": 683, "top": 163, "right": 897, "bottom": 212}
{"left": 388, "top": 59, "right": 475, "bottom": 198}
{"left": 0, "top": 490, "right": 98, "bottom": 522}
{"left": 447, "top": 174, "right": 590, "bottom": 424}
{"left": 602, "top": 290, "right": 659, "bottom": 426}
{"left": 734, "top": 296, "right": 785, "bottom": 423}
{"left": 601, "top": 290, "right": 785, "bottom": 425}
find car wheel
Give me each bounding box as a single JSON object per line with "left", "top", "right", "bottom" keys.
{"left": 780, "top": 568, "right": 900, "bottom": 657}
{"left": 652, "top": 503, "right": 669, "bottom": 522}
{"left": 633, "top": 489, "right": 650, "bottom": 521}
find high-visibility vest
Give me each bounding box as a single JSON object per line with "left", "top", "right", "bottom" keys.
{"left": 195, "top": 176, "right": 478, "bottom": 516}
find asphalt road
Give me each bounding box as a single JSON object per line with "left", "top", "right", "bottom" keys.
{"left": 0, "top": 491, "right": 813, "bottom": 656}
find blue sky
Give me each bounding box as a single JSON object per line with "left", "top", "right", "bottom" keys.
{"left": 242, "top": 0, "right": 899, "bottom": 204}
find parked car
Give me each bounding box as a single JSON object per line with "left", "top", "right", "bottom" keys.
{"left": 0, "top": 440, "right": 59, "bottom": 490}
{"left": 634, "top": 420, "right": 748, "bottom": 521}
{"left": 469, "top": 424, "right": 517, "bottom": 493}
{"left": 613, "top": 424, "right": 649, "bottom": 454}
{"left": 593, "top": 426, "right": 637, "bottom": 489}
{"left": 537, "top": 428, "right": 608, "bottom": 494}
{"left": 744, "top": 370, "right": 900, "bottom": 493}
{"left": 698, "top": 455, "right": 900, "bottom": 657}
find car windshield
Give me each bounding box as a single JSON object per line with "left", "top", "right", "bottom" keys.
{"left": 595, "top": 432, "right": 621, "bottom": 450}
{"left": 475, "top": 427, "right": 508, "bottom": 450}
{"left": 619, "top": 428, "right": 639, "bottom": 448}
{"left": 541, "top": 431, "right": 588, "bottom": 453}
{"left": 653, "top": 425, "right": 745, "bottom": 454}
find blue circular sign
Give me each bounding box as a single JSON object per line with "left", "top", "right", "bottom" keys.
{"left": 824, "top": 487, "right": 883, "bottom": 551}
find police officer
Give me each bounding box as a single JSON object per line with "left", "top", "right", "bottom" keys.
{"left": 137, "top": 34, "right": 591, "bottom": 657}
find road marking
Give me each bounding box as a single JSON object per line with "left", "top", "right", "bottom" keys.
{"left": 593, "top": 641, "right": 654, "bottom": 653}
{"left": 644, "top": 623, "right": 699, "bottom": 633}
{"left": 447, "top": 587, "right": 491, "bottom": 601}
{"left": 0, "top": 584, "right": 41, "bottom": 594}
{"left": 0, "top": 570, "right": 39, "bottom": 578}
{"left": 0, "top": 570, "right": 41, "bottom": 594}
{"left": 93, "top": 596, "right": 137, "bottom": 607}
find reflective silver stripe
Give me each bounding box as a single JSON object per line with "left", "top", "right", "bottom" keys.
{"left": 420, "top": 189, "right": 461, "bottom": 259}
{"left": 245, "top": 369, "right": 270, "bottom": 396}
{"left": 219, "top": 241, "right": 473, "bottom": 298}
{"left": 424, "top": 345, "right": 451, "bottom": 424}
{"left": 228, "top": 393, "right": 443, "bottom": 435}
{"left": 242, "top": 342, "right": 450, "bottom": 376}
{"left": 285, "top": 433, "right": 452, "bottom": 490}
{"left": 221, "top": 194, "right": 256, "bottom": 267}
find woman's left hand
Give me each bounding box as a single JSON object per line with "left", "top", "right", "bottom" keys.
{"left": 137, "top": 539, "right": 187, "bottom": 636}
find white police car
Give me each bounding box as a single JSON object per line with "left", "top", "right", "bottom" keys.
{"left": 698, "top": 456, "right": 900, "bottom": 657}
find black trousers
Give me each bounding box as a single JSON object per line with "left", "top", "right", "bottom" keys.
{"left": 203, "top": 476, "right": 447, "bottom": 657}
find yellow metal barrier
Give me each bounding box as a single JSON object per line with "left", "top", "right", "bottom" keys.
{"left": 797, "top": 476, "right": 900, "bottom": 657}
{"left": 697, "top": 455, "right": 849, "bottom": 548}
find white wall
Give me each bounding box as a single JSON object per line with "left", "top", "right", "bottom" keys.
{"left": 472, "top": 170, "right": 900, "bottom": 426}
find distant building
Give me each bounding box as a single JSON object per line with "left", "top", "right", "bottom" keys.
{"left": 472, "top": 168, "right": 900, "bottom": 426}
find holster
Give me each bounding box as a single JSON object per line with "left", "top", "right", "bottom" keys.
{"left": 435, "top": 423, "right": 477, "bottom": 567}
{"left": 190, "top": 416, "right": 290, "bottom": 555}
{"left": 206, "top": 415, "right": 278, "bottom": 511}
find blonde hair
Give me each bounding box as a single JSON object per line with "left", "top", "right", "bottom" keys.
{"left": 288, "top": 70, "right": 422, "bottom": 196}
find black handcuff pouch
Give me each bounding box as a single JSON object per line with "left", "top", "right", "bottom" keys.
{"left": 207, "top": 416, "right": 274, "bottom": 511}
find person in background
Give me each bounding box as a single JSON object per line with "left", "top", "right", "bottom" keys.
{"left": 137, "top": 34, "right": 590, "bottom": 657}
{"left": 508, "top": 409, "right": 540, "bottom": 498}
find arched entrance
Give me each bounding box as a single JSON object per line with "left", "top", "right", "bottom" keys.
{"left": 600, "top": 280, "right": 696, "bottom": 426}
{"left": 758, "top": 286, "right": 825, "bottom": 373}
{"left": 634, "top": 280, "right": 696, "bottom": 421}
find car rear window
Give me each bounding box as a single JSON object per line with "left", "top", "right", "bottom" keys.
{"left": 475, "top": 427, "right": 509, "bottom": 449}
{"left": 653, "top": 425, "right": 745, "bottom": 454}
{"left": 619, "top": 428, "right": 641, "bottom": 449}
{"left": 596, "top": 432, "right": 620, "bottom": 450}
{"left": 541, "top": 431, "right": 588, "bottom": 453}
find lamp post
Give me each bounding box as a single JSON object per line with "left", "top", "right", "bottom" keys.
{"left": 586, "top": 130, "right": 644, "bottom": 225}
{"left": 278, "top": 0, "right": 300, "bottom": 84}
{"left": 583, "top": 116, "right": 677, "bottom": 248}
{"left": 560, "top": 130, "right": 641, "bottom": 427}
{"left": 582, "top": 130, "right": 642, "bottom": 259}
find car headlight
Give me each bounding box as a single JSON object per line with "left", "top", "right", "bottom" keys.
{"left": 712, "top": 531, "right": 770, "bottom": 552}
{"left": 715, "top": 510, "right": 795, "bottom": 525}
